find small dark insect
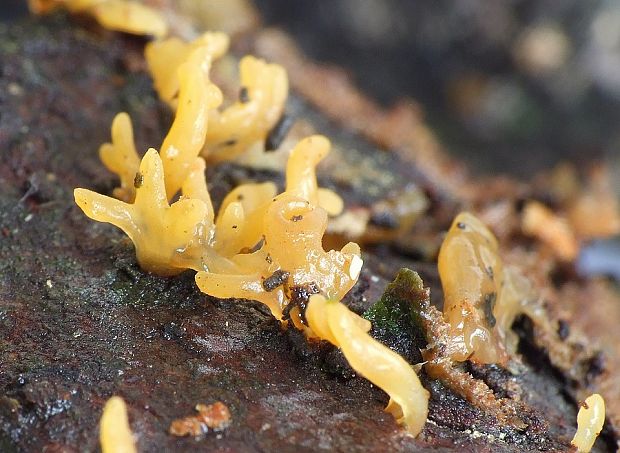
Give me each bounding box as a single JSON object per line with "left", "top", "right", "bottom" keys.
{"left": 265, "top": 114, "right": 295, "bottom": 151}
{"left": 457, "top": 222, "right": 467, "bottom": 230}
{"left": 134, "top": 172, "right": 144, "bottom": 188}
{"left": 262, "top": 269, "right": 290, "bottom": 292}
{"left": 483, "top": 292, "right": 497, "bottom": 327}
{"left": 282, "top": 282, "right": 320, "bottom": 325}
{"left": 239, "top": 86, "right": 250, "bottom": 103}
{"left": 290, "top": 215, "right": 303, "bottom": 222}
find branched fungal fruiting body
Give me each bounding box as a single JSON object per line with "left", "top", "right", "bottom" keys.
{"left": 71, "top": 22, "right": 433, "bottom": 437}
{"left": 75, "top": 149, "right": 208, "bottom": 276}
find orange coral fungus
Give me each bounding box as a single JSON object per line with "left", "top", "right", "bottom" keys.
{"left": 76, "top": 132, "right": 356, "bottom": 313}
{"left": 305, "top": 295, "right": 429, "bottom": 436}
{"left": 28, "top": 0, "right": 168, "bottom": 38}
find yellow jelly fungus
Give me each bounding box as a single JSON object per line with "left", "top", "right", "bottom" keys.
{"left": 438, "top": 212, "right": 531, "bottom": 365}
{"left": 438, "top": 212, "right": 507, "bottom": 363}
{"left": 195, "top": 195, "right": 362, "bottom": 318}
{"left": 28, "top": 0, "right": 168, "bottom": 38}
{"left": 305, "top": 295, "right": 429, "bottom": 437}
{"left": 99, "top": 396, "right": 137, "bottom": 453}
{"left": 571, "top": 394, "right": 606, "bottom": 453}
{"left": 205, "top": 55, "right": 288, "bottom": 161}
{"left": 182, "top": 135, "right": 343, "bottom": 269}
{"left": 99, "top": 112, "right": 140, "bottom": 202}
{"left": 145, "top": 32, "right": 230, "bottom": 107}
{"left": 160, "top": 47, "right": 223, "bottom": 200}
{"left": 75, "top": 149, "right": 208, "bottom": 276}
{"left": 100, "top": 47, "right": 222, "bottom": 203}
{"left": 77, "top": 131, "right": 358, "bottom": 310}
{"left": 284, "top": 135, "right": 343, "bottom": 216}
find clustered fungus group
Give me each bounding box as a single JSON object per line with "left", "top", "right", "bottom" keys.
{"left": 65, "top": 1, "right": 428, "bottom": 436}
{"left": 30, "top": 0, "right": 606, "bottom": 449}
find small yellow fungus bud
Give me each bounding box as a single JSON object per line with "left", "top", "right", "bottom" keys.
{"left": 145, "top": 32, "right": 230, "bottom": 107}
{"left": 75, "top": 149, "right": 208, "bottom": 276}
{"left": 305, "top": 295, "right": 429, "bottom": 437}
{"left": 99, "top": 112, "right": 140, "bottom": 202}
{"left": 99, "top": 396, "right": 137, "bottom": 453}
{"left": 205, "top": 55, "right": 288, "bottom": 161}
{"left": 571, "top": 394, "right": 605, "bottom": 453}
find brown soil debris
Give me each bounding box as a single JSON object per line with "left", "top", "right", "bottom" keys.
{"left": 169, "top": 402, "right": 232, "bottom": 437}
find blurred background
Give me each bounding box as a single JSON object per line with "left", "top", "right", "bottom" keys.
{"left": 255, "top": 0, "right": 620, "bottom": 179}
{"left": 3, "top": 0, "right": 620, "bottom": 179}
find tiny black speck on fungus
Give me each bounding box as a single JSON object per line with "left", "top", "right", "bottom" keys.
{"left": 262, "top": 269, "right": 290, "bottom": 292}
{"left": 134, "top": 172, "right": 144, "bottom": 188}
{"left": 483, "top": 292, "right": 497, "bottom": 327}
{"left": 239, "top": 86, "right": 250, "bottom": 103}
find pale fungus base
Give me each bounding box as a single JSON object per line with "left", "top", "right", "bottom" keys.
{"left": 306, "top": 295, "right": 429, "bottom": 437}
{"left": 99, "top": 396, "right": 137, "bottom": 453}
